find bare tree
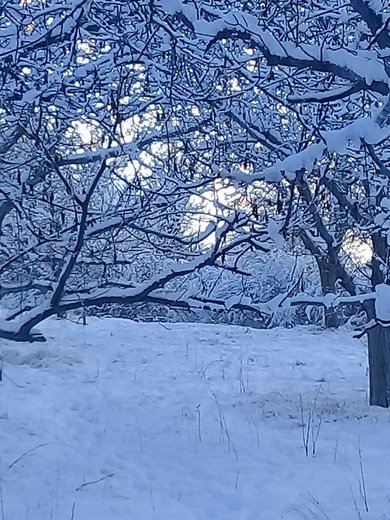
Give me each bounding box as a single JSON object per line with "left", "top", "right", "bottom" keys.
{"left": 192, "top": 0, "right": 390, "bottom": 406}
{"left": 0, "top": 1, "right": 271, "bottom": 342}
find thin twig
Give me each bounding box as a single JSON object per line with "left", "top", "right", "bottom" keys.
{"left": 75, "top": 473, "right": 114, "bottom": 492}
{"left": 8, "top": 443, "right": 49, "bottom": 469}
{"left": 3, "top": 371, "right": 25, "bottom": 389}
{"left": 358, "top": 436, "right": 369, "bottom": 512}
{"left": 157, "top": 322, "right": 171, "bottom": 330}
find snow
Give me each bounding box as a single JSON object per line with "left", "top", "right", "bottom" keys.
{"left": 0, "top": 317, "right": 389, "bottom": 519}
{"left": 158, "top": 0, "right": 198, "bottom": 22}
{"left": 229, "top": 116, "right": 390, "bottom": 184}
{"left": 225, "top": 144, "right": 326, "bottom": 183}
{"left": 324, "top": 118, "right": 390, "bottom": 153}
{"left": 267, "top": 218, "right": 285, "bottom": 248}
{"left": 375, "top": 283, "right": 390, "bottom": 322}
{"left": 194, "top": 9, "right": 389, "bottom": 87}
{"left": 367, "top": 0, "right": 383, "bottom": 15}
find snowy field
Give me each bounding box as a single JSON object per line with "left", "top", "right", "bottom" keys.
{"left": 0, "top": 318, "right": 389, "bottom": 519}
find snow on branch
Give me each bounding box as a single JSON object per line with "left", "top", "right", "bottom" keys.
{"left": 224, "top": 118, "right": 390, "bottom": 184}
{"left": 194, "top": 10, "right": 390, "bottom": 94}
{"left": 0, "top": 215, "right": 271, "bottom": 341}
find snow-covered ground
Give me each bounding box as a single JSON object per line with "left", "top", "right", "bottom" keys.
{"left": 0, "top": 317, "right": 389, "bottom": 519}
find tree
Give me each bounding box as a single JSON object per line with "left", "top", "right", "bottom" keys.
{"left": 0, "top": 1, "right": 271, "bottom": 342}
{"left": 4, "top": 0, "right": 390, "bottom": 408}
{"left": 189, "top": 0, "right": 390, "bottom": 406}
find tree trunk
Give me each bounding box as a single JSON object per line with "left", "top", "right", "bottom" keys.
{"left": 367, "top": 324, "right": 390, "bottom": 407}
{"left": 317, "top": 260, "right": 339, "bottom": 328}
{"left": 366, "top": 233, "right": 390, "bottom": 407}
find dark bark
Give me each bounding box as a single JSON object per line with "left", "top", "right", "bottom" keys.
{"left": 365, "top": 298, "right": 390, "bottom": 407}
{"left": 364, "top": 234, "right": 390, "bottom": 407}
{"left": 366, "top": 323, "right": 390, "bottom": 407}
{"left": 0, "top": 289, "right": 266, "bottom": 343}
{"left": 350, "top": 0, "right": 390, "bottom": 50}
{"left": 0, "top": 200, "right": 13, "bottom": 237}
{"left": 317, "top": 259, "right": 339, "bottom": 328}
